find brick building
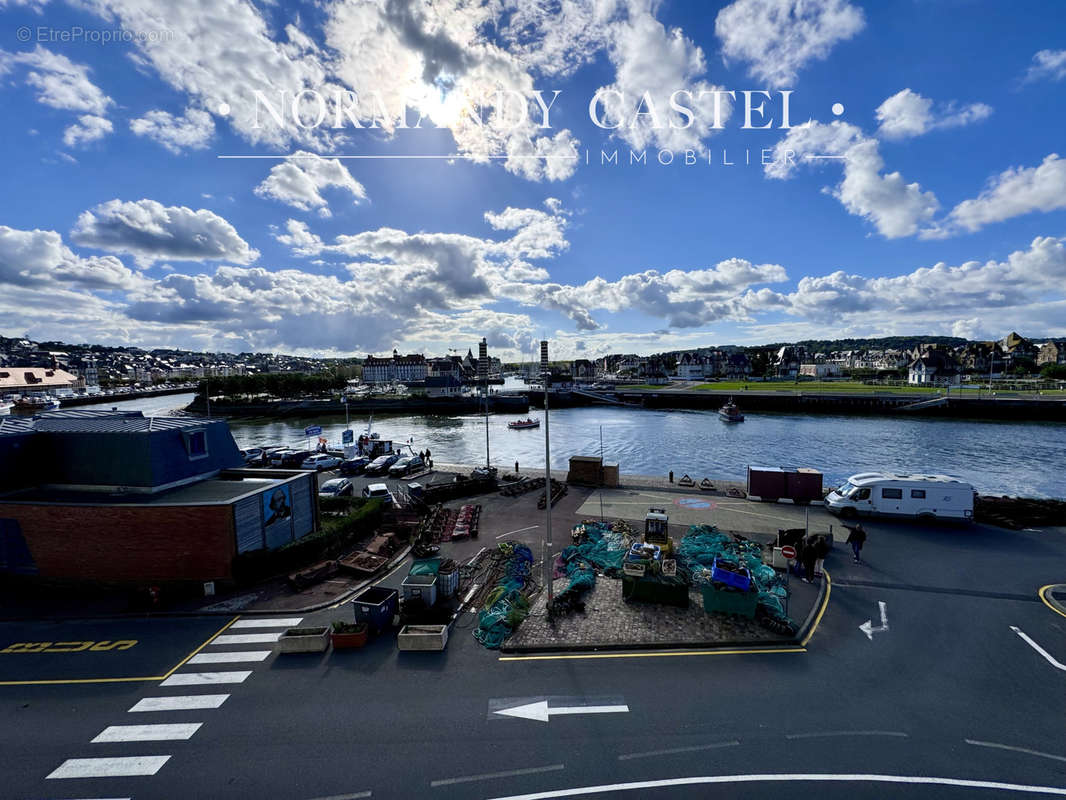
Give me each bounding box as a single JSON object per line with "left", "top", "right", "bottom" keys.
{"left": 0, "top": 410, "right": 318, "bottom": 584}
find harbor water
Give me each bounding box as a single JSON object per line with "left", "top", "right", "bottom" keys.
{"left": 103, "top": 392, "right": 1066, "bottom": 498}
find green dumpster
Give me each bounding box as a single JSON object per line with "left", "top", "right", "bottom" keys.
{"left": 701, "top": 584, "right": 758, "bottom": 618}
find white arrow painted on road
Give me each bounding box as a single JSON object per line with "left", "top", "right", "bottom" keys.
{"left": 859, "top": 601, "right": 889, "bottom": 640}
{"left": 495, "top": 700, "right": 629, "bottom": 723}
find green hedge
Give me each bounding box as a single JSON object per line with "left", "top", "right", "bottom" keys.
{"left": 232, "top": 499, "right": 384, "bottom": 585}
{"left": 318, "top": 495, "right": 354, "bottom": 514}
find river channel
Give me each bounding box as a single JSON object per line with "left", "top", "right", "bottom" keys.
{"left": 100, "top": 391, "right": 1065, "bottom": 497}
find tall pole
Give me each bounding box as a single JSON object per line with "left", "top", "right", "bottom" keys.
{"left": 542, "top": 340, "right": 553, "bottom": 609}
{"left": 599, "top": 424, "right": 605, "bottom": 522}
{"left": 485, "top": 381, "right": 490, "bottom": 468}
{"left": 205, "top": 376, "right": 211, "bottom": 418}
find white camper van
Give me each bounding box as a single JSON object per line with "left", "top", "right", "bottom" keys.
{"left": 826, "top": 472, "right": 974, "bottom": 522}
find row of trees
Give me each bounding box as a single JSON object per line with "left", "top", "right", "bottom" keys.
{"left": 198, "top": 372, "right": 348, "bottom": 399}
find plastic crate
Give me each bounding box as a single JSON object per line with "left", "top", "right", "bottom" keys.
{"left": 710, "top": 557, "right": 752, "bottom": 592}
{"left": 437, "top": 567, "right": 459, "bottom": 599}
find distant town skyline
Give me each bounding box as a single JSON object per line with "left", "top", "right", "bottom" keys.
{"left": 1, "top": 1, "right": 1065, "bottom": 360}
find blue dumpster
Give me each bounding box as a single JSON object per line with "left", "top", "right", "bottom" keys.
{"left": 351, "top": 586, "right": 398, "bottom": 635}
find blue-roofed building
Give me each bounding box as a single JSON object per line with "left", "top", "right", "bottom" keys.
{"left": 0, "top": 410, "right": 320, "bottom": 584}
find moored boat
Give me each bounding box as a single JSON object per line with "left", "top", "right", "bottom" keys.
{"left": 507, "top": 417, "right": 540, "bottom": 429}
{"left": 718, "top": 398, "right": 745, "bottom": 423}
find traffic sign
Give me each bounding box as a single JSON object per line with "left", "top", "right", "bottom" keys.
{"left": 304, "top": 425, "right": 322, "bottom": 437}
{"left": 342, "top": 429, "right": 354, "bottom": 444}
{"left": 781, "top": 545, "right": 797, "bottom": 560}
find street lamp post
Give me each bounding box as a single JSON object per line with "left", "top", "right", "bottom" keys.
{"left": 541, "top": 340, "right": 553, "bottom": 610}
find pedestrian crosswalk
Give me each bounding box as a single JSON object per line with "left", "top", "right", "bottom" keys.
{"left": 188, "top": 649, "right": 271, "bottom": 664}
{"left": 159, "top": 670, "right": 252, "bottom": 687}
{"left": 47, "top": 755, "right": 171, "bottom": 779}
{"left": 92, "top": 723, "right": 203, "bottom": 743}
{"left": 47, "top": 615, "right": 304, "bottom": 788}
{"left": 129, "top": 693, "right": 230, "bottom": 712}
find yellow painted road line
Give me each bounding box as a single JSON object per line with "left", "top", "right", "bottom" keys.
{"left": 500, "top": 648, "right": 806, "bottom": 662}
{"left": 800, "top": 569, "right": 832, "bottom": 647}
{"left": 0, "top": 616, "right": 240, "bottom": 687}
{"left": 159, "top": 616, "right": 240, "bottom": 680}
{"left": 0, "top": 675, "right": 166, "bottom": 686}
{"left": 1039, "top": 585, "right": 1066, "bottom": 620}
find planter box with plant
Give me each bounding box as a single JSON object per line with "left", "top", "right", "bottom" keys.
{"left": 330, "top": 620, "right": 368, "bottom": 649}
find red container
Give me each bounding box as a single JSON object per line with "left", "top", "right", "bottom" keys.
{"left": 786, "top": 468, "right": 823, "bottom": 503}
{"left": 331, "top": 624, "right": 368, "bottom": 649}
{"left": 747, "top": 466, "right": 787, "bottom": 500}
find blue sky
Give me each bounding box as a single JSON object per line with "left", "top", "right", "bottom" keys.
{"left": 1, "top": 0, "right": 1065, "bottom": 360}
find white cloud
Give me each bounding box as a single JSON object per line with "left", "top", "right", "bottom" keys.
{"left": 0, "top": 46, "right": 112, "bottom": 114}
{"left": 70, "top": 198, "right": 260, "bottom": 266}
{"left": 78, "top": 0, "right": 337, "bottom": 149}
{"left": 499, "top": 0, "right": 620, "bottom": 77}
{"left": 767, "top": 120, "right": 939, "bottom": 238}
{"left": 63, "top": 114, "right": 113, "bottom": 147}
{"left": 593, "top": 4, "right": 731, "bottom": 154}
{"left": 254, "top": 152, "right": 368, "bottom": 217}
{"left": 932, "top": 153, "right": 1066, "bottom": 236}
{"left": 0, "top": 226, "right": 139, "bottom": 290}
{"left": 875, "top": 88, "right": 992, "bottom": 141}
{"left": 129, "top": 107, "right": 215, "bottom": 153}
{"left": 1024, "top": 49, "right": 1066, "bottom": 83}
{"left": 715, "top": 0, "right": 864, "bottom": 87}
{"left": 272, "top": 219, "right": 325, "bottom": 257}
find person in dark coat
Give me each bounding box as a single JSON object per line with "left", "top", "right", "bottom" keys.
{"left": 846, "top": 524, "right": 867, "bottom": 563}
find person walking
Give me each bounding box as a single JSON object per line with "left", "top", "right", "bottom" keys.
{"left": 514, "top": 460, "right": 519, "bottom": 475}
{"left": 800, "top": 536, "right": 818, "bottom": 583}
{"left": 846, "top": 524, "right": 867, "bottom": 564}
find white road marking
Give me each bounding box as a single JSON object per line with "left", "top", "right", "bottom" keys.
{"left": 484, "top": 773, "right": 1066, "bottom": 800}
{"left": 47, "top": 756, "right": 171, "bottom": 779}
{"left": 129, "top": 695, "right": 230, "bottom": 712}
{"left": 618, "top": 741, "right": 739, "bottom": 760}
{"left": 212, "top": 632, "right": 283, "bottom": 645}
{"left": 495, "top": 700, "right": 629, "bottom": 722}
{"left": 859, "top": 601, "right": 889, "bottom": 640}
{"left": 784, "top": 738, "right": 908, "bottom": 742}
{"left": 432, "top": 764, "right": 565, "bottom": 787}
{"left": 189, "top": 650, "right": 271, "bottom": 664}
{"left": 160, "top": 670, "right": 251, "bottom": 687}
{"left": 92, "top": 723, "right": 202, "bottom": 743}
{"left": 966, "top": 739, "right": 1066, "bottom": 763}
{"left": 304, "top": 792, "right": 372, "bottom": 799}
{"left": 230, "top": 617, "right": 303, "bottom": 629}
{"left": 1011, "top": 626, "right": 1066, "bottom": 671}
{"left": 496, "top": 525, "right": 539, "bottom": 540}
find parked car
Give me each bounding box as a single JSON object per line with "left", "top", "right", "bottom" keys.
{"left": 318, "top": 478, "right": 353, "bottom": 497}
{"left": 339, "top": 456, "right": 370, "bottom": 476}
{"left": 388, "top": 457, "right": 414, "bottom": 477}
{"left": 242, "top": 447, "right": 265, "bottom": 465}
{"left": 366, "top": 453, "right": 400, "bottom": 475}
{"left": 269, "top": 448, "right": 295, "bottom": 467}
{"left": 362, "top": 483, "right": 395, "bottom": 506}
{"left": 280, "top": 449, "right": 313, "bottom": 468}
{"left": 301, "top": 454, "right": 343, "bottom": 471}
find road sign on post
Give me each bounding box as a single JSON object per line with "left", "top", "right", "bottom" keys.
{"left": 342, "top": 429, "right": 354, "bottom": 445}
{"left": 781, "top": 545, "right": 797, "bottom": 560}
{"left": 304, "top": 425, "right": 322, "bottom": 438}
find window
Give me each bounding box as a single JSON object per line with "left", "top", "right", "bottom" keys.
{"left": 911, "top": 489, "right": 926, "bottom": 499}
{"left": 882, "top": 488, "right": 903, "bottom": 499}
{"left": 183, "top": 429, "right": 209, "bottom": 460}
{"left": 855, "top": 488, "right": 871, "bottom": 501}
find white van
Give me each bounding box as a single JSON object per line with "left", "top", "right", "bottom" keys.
{"left": 826, "top": 472, "right": 974, "bottom": 522}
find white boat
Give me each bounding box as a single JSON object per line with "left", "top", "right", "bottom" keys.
{"left": 15, "top": 393, "right": 60, "bottom": 412}
{"left": 718, "top": 398, "right": 745, "bottom": 423}
{"left": 0, "top": 399, "right": 13, "bottom": 416}
{"left": 508, "top": 417, "right": 540, "bottom": 430}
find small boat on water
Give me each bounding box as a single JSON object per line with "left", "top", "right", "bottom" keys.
{"left": 0, "top": 399, "right": 13, "bottom": 416}
{"left": 508, "top": 417, "right": 540, "bottom": 430}
{"left": 718, "top": 398, "right": 745, "bottom": 423}
{"left": 15, "top": 393, "right": 60, "bottom": 412}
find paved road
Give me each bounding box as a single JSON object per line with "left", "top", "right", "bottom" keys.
{"left": 4, "top": 510, "right": 1065, "bottom": 800}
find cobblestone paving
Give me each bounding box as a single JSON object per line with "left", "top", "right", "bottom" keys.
{"left": 505, "top": 574, "right": 815, "bottom": 651}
